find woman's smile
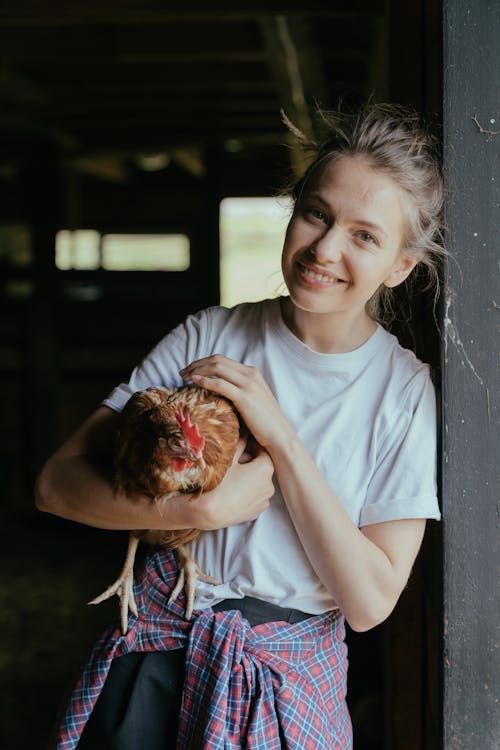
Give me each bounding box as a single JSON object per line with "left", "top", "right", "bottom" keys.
{"left": 296, "top": 260, "right": 348, "bottom": 288}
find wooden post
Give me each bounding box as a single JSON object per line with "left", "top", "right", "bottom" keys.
{"left": 388, "top": 2, "right": 444, "bottom": 747}
{"left": 442, "top": 1, "right": 500, "bottom": 747}
{"left": 24, "top": 141, "right": 61, "bottom": 479}
{"left": 198, "top": 146, "right": 223, "bottom": 308}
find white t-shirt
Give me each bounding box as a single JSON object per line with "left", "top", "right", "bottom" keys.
{"left": 103, "top": 297, "right": 440, "bottom": 614}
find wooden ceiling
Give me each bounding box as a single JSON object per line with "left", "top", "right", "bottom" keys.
{"left": 0, "top": 1, "right": 386, "bottom": 171}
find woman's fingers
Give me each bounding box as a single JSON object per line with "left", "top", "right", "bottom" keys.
{"left": 181, "top": 357, "right": 269, "bottom": 423}
{"left": 232, "top": 437, "right": 248, "bottom": 464}
{"left": 180, "top": 354, "right": 290, "bottom": 451}
{"left": 181, "top": 356, "right": 273, "bottom": 411}
{"left": 187, "top": 373, "right": 237, "bottom": 399}
{"left": 233, "top": 435, "right": 267, "bottom": 466}
{"left": 180, "top": 355, "right": 257, "bottom": 388}
{"left": 199, "top": 446, "right": 275, "bottom": 529}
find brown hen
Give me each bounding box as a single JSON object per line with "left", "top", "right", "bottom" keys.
{"left": 89, "top": 385, "right": 240, "bottom": 633}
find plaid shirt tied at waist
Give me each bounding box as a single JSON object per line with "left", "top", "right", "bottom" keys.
{"left": 56, "top": 549, "right": 352, "bottom": 749}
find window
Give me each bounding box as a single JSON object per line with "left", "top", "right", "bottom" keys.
{"left": 219, "top": 197, "right": 290, "bottom": 308}
{"left": 0, "top": 223, "right": 34, "bottom": 299}
{"left": 0, "top": 223, "right": 33, "bottom": 267}
{"left": 56, "top": 230, "right": 100, "bottom": 270}
{"left": 55, "top": 231, "right": 190, "bottom": 271}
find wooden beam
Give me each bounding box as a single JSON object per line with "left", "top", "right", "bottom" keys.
{"left": 0, "top": 2, "right": 386, "bottom": 26}
{"left": 442, "top": 1, "right": 500, "bottom": 747}
{"left": 23, "top": 143, "right": 62, "bottom": 474}
{"left": 0, "top": 22, "right": 266, "bottom": 65}
{"left": 259, "top": 16, "right": 312, "bottom": 125}
{"left": 258, "top": 15, "right": 324, "bottom": 175}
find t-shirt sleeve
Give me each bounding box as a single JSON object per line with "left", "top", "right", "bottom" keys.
{"left": 101, "top": 307, "right": 216, "bottom": 413}
{"left": 359, "top": 372, "right": 441, "bottom": 526}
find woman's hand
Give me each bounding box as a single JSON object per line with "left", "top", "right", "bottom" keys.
{"left": 179, "top": 355, "right": 293, "bottom": 450}
{"left": 189, "top": 436, "right": 276, "bottom": 530}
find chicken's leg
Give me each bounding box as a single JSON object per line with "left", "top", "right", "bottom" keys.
{"left": 88, "top": 531, "right": 140, "bottom": 634}
{"left": 168, "top": 544, "right": 220, "bottom": 620}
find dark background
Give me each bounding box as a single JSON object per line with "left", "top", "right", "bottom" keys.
{"left": 0, "top": 2, "right": 444, "bottom": 748}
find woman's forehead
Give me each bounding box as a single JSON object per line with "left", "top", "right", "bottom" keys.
{"left": 304, "top": 153, "right": 380, "bottom": 189}
{"left": 303, "top": 155, "right": 403, "bottom": 209}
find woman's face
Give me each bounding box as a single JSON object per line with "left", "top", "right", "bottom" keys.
{"left": 281, "top": 155, "right": 416, "bottom": 326}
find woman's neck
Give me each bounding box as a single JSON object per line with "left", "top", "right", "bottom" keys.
{"left": 280, "top": 297, "right": 377, "bottom": 354}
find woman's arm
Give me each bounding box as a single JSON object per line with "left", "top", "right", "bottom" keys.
{"left": 270, "top": 431, "right": 426, "bottom": 631}
{"left": 181, "top": 355, "right": 428, "bottom": 632}
{"left": 35, "top": 405, "right": 275, "bottom": 532}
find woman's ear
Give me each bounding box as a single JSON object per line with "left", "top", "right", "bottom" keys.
{"left": 383, "top": 253, "right": 421, "bottom": 289}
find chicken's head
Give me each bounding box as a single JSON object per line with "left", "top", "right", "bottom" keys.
{"left": 155, "top": 409, "right": 205, "bottom": 473}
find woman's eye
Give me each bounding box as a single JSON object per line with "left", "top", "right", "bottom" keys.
{"left": 358, "top": 231, "right": 377, "bottom": 244}
{"left": 307, "top": 207, "right": 327, "bottom": 222}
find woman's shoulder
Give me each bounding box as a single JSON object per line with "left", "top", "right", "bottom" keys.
{"left": 192, "top": 297, "right": 280, "bottom": 332}
{"left": 376, "top": 326, "right": 430, "bottom": 374}
{"left": 374, "top": 326, "right": 435, "bottom": 407}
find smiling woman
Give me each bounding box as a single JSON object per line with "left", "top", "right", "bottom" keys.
{"left": 287, "top": 105, "right": 445, "bottom": 327}
{"left": 37, "top": 103, "right": 443, "bottom": 750}
{"left": 281, "top": 155, "right": 418, "bottom": 353}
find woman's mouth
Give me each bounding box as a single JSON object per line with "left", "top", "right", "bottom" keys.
{"left": 296, "top": 261, "right": 346, "bottom": 288}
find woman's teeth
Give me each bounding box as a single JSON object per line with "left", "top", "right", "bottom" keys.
{"left": 300, "top": 264, "right": 341, "bottom": 283}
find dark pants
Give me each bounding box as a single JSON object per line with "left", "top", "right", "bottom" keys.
{"left": 78, "top": 649, "right": 186, "bottom": 749}
{"left": 77, "top": 598, "right": 313, "bottom": 749}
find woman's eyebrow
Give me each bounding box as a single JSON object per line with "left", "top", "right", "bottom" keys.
{"left": 354, "top": 220, "right": 388, "bottom": 239}
{"left": 305, "top": 192, "right": 388, "bottom": 238}
{"left": 305, "top": 192, "right": 329, "bottom": 207}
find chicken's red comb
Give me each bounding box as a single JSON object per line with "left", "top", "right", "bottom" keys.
{"left": 175, "top": 409, "right": 205, "bottom": 454}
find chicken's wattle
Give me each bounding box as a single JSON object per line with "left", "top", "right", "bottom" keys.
{"left": 172, "top": 457, "right": 194, "bottom": 472}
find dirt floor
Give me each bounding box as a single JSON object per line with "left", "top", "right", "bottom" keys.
{"left": 0, "top": 510, "right": 128, "bottom": 749}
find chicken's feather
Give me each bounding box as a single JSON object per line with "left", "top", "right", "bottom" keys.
{"left": 114, "top": 384, "right": 240, "bottom": 546}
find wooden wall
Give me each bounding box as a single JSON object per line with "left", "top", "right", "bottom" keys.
{"left": 442, "top": 1, "right": 500, "bottom": 747}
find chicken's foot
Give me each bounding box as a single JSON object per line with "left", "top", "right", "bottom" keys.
{"left": 168, "top": 544, "right": 220, "bottom": 620}
{"left": 88, "top": 532, "right": 140, "bottom": 634}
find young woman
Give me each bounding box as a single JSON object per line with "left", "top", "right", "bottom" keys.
{"left": 37, "top": 103, "right": 443, "bottom": 749}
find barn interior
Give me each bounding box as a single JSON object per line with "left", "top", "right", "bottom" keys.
{"left": 0, "top": 2, "right": 443, "bottom": 749}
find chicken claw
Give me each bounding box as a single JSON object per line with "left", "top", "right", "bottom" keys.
{"left": 88, "top": 533, "right": 140, "bottom": 634}
{"left": 168, "top": 545, "right": 220, "bottom": 620}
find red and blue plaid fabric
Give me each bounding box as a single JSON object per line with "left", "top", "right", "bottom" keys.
{"left": 56, "top": 549, "right": 352, "bottom": 749}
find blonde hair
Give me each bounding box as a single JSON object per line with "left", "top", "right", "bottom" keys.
{"left": 285, "top": 103, "right": 445, "bottom": 325}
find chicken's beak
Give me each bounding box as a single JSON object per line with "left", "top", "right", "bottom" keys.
{"left": 188, "top": 446, "right": 204, "bottom": 462}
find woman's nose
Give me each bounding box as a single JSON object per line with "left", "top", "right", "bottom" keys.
{"left": 311, "top": 225, "right": 343, "bottom": 263}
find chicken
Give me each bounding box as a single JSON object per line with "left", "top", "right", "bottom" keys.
{"left": 88, "top": 384, "right": 240, "bottom": 633}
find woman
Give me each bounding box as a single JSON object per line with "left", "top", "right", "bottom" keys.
{"left": 37, "top": 103, "right": 443, "bottom": 749}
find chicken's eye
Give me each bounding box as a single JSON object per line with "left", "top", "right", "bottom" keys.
{"left": 167, "top": 434, "right": 182, "bottom": 450}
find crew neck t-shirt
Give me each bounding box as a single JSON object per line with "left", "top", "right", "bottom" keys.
{"left": 103, "top": 297, "right": 440, "bottom": 614}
